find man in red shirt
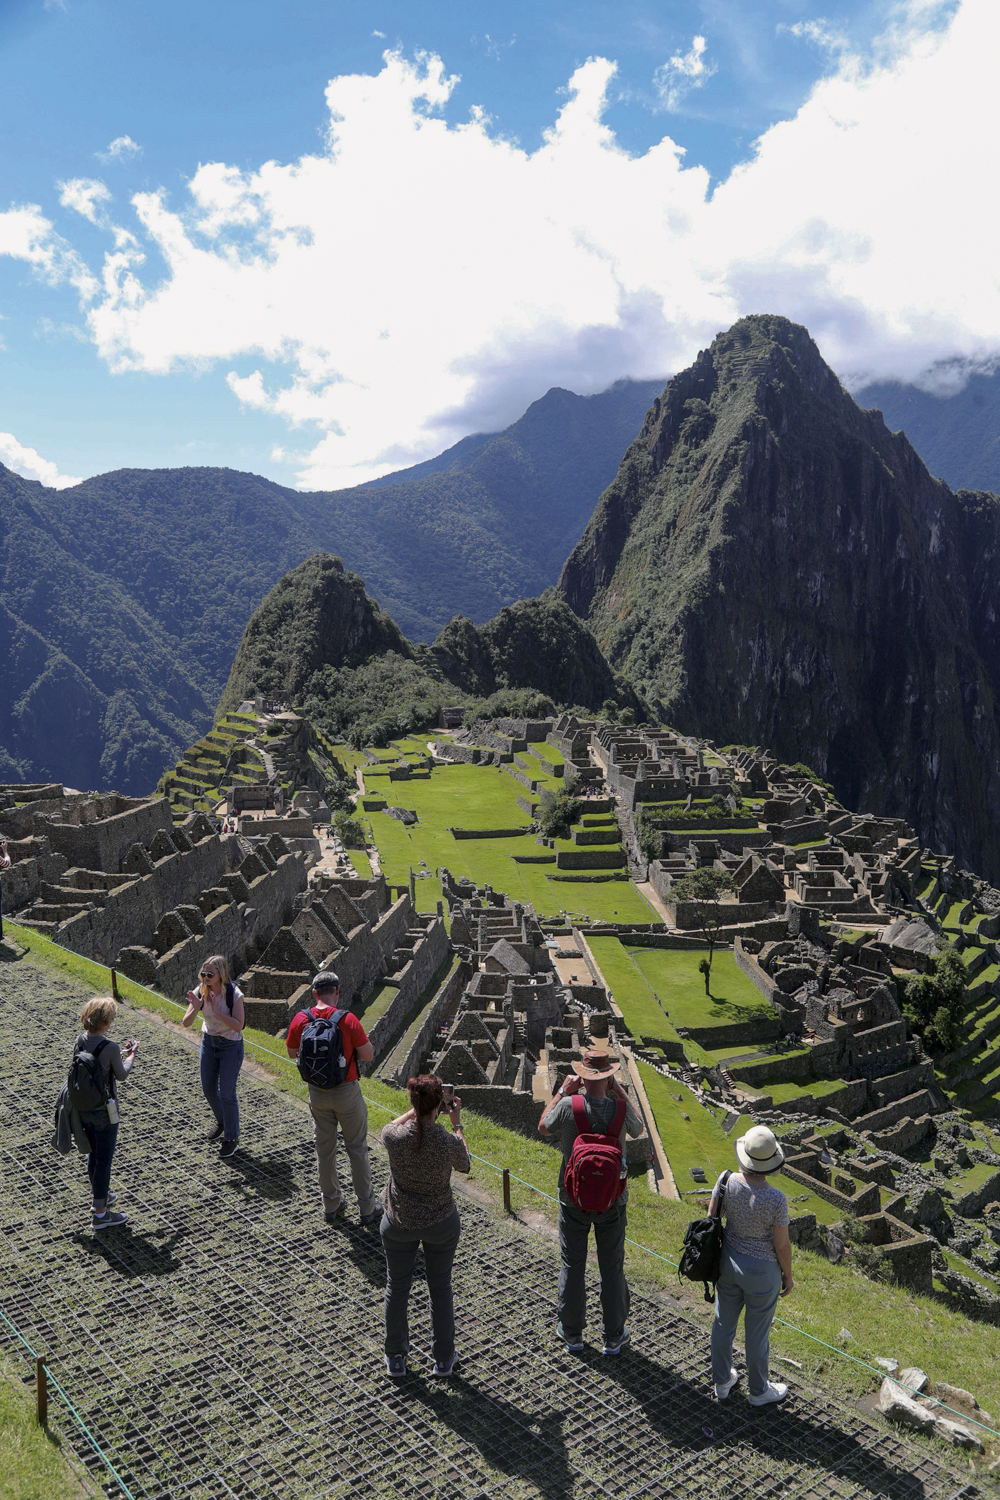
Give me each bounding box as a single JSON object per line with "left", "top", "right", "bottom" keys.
{"left": 287, "top": 970, "right": 379, "bottom": 1226}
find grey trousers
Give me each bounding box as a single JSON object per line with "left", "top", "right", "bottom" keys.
{"left": 711, "top": 1247, "right": 782, "bottom": 1396}
{"left": 557, "top": 1196, "right": 629, "bottom": 1342}
{"left": 308, "top": 1080, "right": 377, "bottom": 1217}
{"left": 380, "top": 1209, "right": 461, "bottom": 1364}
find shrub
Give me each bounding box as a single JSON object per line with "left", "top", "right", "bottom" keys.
{"left": 333, "top": 811, "right": 367, "bottom": 849}
{"left": 537, "top": 787, "right": 583, "bottom": 840}
{"left": 903, "top": 949, "right": 967, "bottom": 1054}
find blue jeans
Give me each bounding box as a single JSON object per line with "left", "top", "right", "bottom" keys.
{"left": 200, "top": 1034, "right": 244, "bottom": 1139}
{"left": 711, "top": 1247, "right": 783, "bottom": 1397}
{"left": 80, "top": 1107, "right": 119, "bottom": 1208}
{"left": 381, "top": 1209, "right": 461, "bottom": 1364}
{"left": 558, "top": 1195, "right": 629, "bottom": 1342}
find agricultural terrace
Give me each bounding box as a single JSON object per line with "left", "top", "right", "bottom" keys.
{"left": 359, "top": 752, "right": 657, "bottom": 923}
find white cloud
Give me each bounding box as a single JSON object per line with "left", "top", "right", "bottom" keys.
{"left": 0, "top": 432, "right": 82, "bottom": 488}
{"left": 778, "top": 19, "right": 849, "bottom": 53}
{"left": 653, "top": 36, "right": 716, "bottom": 111}
{"left": 58, "top": 177, "right": 112, "bottom": 224}
{"left": 3, "top": 4, "right": 1000, "bottom": 488}
{"left": 97, "top": 135, "right": 142, "bottom": 164}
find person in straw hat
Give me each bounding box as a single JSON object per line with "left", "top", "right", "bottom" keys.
{"left": 538, "top": 1047, "right": 644, "bottom": 1355}
{"left": 708, "top": 1123, "right": 794, "bottom": 1406}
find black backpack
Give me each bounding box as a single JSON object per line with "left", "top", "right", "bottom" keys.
{"left": 678, "top": 1170, "right": 731, "bottom": 1302}
{"left": 296, "top": 1008, "right": 350, "bottom": 1089}
{"left": 67, "top": 1036, "right": 111, "bottom": 1112}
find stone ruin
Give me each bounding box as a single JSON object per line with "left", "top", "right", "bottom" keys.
{"left": 1, "top": 784, "right": 306, "bottom": 998}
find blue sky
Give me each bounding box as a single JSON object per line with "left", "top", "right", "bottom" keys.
{"left": 0, "top": 0, "right": 990, "bottom": 489}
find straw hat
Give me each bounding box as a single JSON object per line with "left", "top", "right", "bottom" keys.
{"left": 735, "top": 1125, "right": 785, "bottom": 1175}
{"left": 571, "top": 1049, "right": 621, "bottom": 1081}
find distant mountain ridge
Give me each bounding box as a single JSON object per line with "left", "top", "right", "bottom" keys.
{"left": 560, "top": 315, "right": 1000, "bottom": 880}
{"left": 0, "top": 377, "right": 661, "bottom": 792}
{"left": 856, "top": 367, "right": 1000, "bottom": 495}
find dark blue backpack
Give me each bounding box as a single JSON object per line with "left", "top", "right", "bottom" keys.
{"left": 296, "top": 1008, "right": 350, "bottom": 1089}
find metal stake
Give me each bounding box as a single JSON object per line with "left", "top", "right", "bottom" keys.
{"left": 36, "top": 1357, "right": 47, "bottom": 1424}
{"left": 502, "top": 1168, "right": 511, "bottom": 1213}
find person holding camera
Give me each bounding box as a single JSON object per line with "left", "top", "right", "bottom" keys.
{"left": 71, "top": 997, "right": 137, "bottom": 1230}
{"left": 538, "top": 1048, "right": 644, "bottom": 1356}
{"left": 182, "top": 954, "right": 244, "bottom": 1159}
{"left": 708, "top": 1124, "right": 793, "bottom": 1406}
{"left": 379, "top": 1074, "right": 470, "bottom": 1378}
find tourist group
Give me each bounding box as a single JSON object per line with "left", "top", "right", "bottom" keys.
{"left": 54, "top": 964, "right": 794, "bottom": 1401}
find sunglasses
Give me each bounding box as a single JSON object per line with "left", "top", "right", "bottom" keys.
{"left": 200, "top": 970, "right": 217, "bottom": 979}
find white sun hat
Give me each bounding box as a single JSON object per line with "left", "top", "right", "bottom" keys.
{"left": 735, "top": 1125, "right": 785, "bottom": 1175}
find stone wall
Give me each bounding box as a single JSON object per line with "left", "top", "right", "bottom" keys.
{"left": 781, "top": 1154, "right": 881, "bottom": 1216}
{"left": 365, "top": 916, "right": 451, "bottom": 1061}
{"left": 853, "top": 1090, "right": 939, "bottom": 1135}
{"left": 733, "top": 937, "right": 783, "bottom": 1006}
{"left": 953, "top": 1169, "right": 1000, "bottom": 1218}
{"left": 37, "top": 796, "right": 174, "bottom": 874}
{"left": 555, "top": 849, "right": 627, "bottom": 870}
{"left": 387, "top": 959, "right": 471, "bottom": 1086}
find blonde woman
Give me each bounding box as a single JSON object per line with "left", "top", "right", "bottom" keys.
{"left": 182, "top": 955, "right": 245, "bottom": 1159}
{"left": 71, "top": 997, "right": 138, "bottom": 1229}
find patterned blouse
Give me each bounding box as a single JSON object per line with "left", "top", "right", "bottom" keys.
{"left": 713, "top": 1172, "right": 789, "bottom": 1262}
{"left": 381, "top": 1117, "right": 471, "bottom": 1230}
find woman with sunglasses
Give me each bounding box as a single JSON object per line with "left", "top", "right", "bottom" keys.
{"left": 182, "top": 954, "right": 245, "bottom": 1159}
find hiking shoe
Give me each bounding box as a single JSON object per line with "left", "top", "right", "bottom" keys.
{"left": 92, "top": 1193, "right": 117, "bottom": 1209}
{"left": 748, "top": 1382, "right": 788, "bottom": 1407}
{"left": 715, "top": 1368, "right": 740, "bottom": 1400}
{"left": 206, "top": 1122, "right": 224, "bottom": 1142}
{"left": 92, "top": 1210, "right": 129, "bottom": 1230}
{"left": 602, "top": 1328, "right": 631, "bottom": 1356}
{"left": 360, "top": 1210, "right": 381, "bottom": 1228}
{"left": 219, "top": 1139, "right": 240, "bottom": 1160}
{"left": 432, "top": 1352, "right": 459, "bottom": 1377}
{"left": 324, "top": 1206, "right": 346, "bottom": 1224}
{"left": 385, "top": 1355, "right": 407, "bottom": 1378}
{"left": 557, "top": 1323, "right": 585, "bottom": 1353}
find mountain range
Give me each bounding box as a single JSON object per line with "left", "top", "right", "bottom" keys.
{"left": 0, "top": 378, "right": 659, "bottom": 792}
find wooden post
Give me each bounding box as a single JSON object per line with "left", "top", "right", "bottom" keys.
{"left": 36, "top": 1357, "right": 47, "bottom": 1425}
{"left": 502, "top": 1168, "right": 511, "bottom": 1214}
{"left": 110, "top": 968, "right": 119, "bottom": 1001}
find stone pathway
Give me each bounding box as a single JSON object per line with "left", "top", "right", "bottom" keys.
{"left": 0, "top": 956, "right": 982, "bottom": 1500}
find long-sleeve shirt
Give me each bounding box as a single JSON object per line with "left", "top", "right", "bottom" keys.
{"left": 79, "top": 1031, "right": 134, "bottom": 1101}
{"left": 381, "top": 1118, "right": 471, "bottom": 1230}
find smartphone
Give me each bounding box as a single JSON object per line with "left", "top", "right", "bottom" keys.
{"left": 441, "top": 1084, "right": 455, "bottom": 1105}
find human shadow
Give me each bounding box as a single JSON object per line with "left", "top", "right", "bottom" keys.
{"left": 598, "top": 1345, "right": 940, "bottom": 1499}
{"left": 72, "top": 1223, "right": 188, "bottom": 1279}
{"left": 335, "top": 1221, "right": 388, "bottom": 1290}
{"left": 221, "top": 1149, "right": 299, "bottom": 1202}
{"left": 401, "top": 1374, "right": 575, "bottom": 1500}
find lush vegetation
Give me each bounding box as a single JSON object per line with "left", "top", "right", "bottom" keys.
{"left": 902, "top": 950, "right": 969, "bottom": 1054}
{"left": 536, "top": 787, "right": 583, "bottom": 839}
{"left": 0, "top": 1362, "right": 90, "bottom": 1499}
{"left": 669, "top": 868, "right": 737, "bottom": 989}
{"left": 1, "top": 380, "right": 661, "bottom": 792}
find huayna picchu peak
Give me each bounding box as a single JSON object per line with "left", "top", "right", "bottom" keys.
{"left": 560, "top": 314, "right": 1000, "bottom": 882}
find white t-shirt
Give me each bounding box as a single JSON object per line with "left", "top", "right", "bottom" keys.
{"left": 200, "top": 984, "right": 245, "bottom": 1038}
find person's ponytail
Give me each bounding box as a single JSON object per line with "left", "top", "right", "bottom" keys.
{"left": 408, "top": 1074, "right": 443, "bottom": 1151}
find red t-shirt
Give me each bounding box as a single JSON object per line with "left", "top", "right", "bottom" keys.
{"left": 286, "top": 1001, "right": 369, "bottom": 1081}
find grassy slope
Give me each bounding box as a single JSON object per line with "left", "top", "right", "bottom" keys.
{"left": 11, "top": 920, "right": 1000, "bottom": 1466}
{"left": 627, "top": 948, "right": 772, "bottom": 1030}
{"left": 587, "top": 936, "right": 682, "bottom": 1045}
{"left": 0, "top": 1363, "right": 92, "bottom": 1500}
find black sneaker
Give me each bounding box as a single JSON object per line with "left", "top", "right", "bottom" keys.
{"left": 360, "top": 1210, "right": 381, "bottom": 1228}
{"left": 220, "top": 1139, "right": 240, "bottom": 1160}
{"left": 207, "top": 1122, "right": 224, "bottom": 1142}
{"left": 324, "top": 1206, "right": 346, "bottom": 1224}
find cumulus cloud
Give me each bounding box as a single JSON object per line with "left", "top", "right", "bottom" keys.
{"left": 97, "top": 135, "right": 142, "bottom": 164}
{"left": 0, "top": 432, "right": 82, "bottom": 488}
{"left": 2, "top": 2, "right": 1000, "bottom": 487}
{"left": 653, "top": 36, "right": 716, "bottom": 111}
{"left": 59, "top": 177, "right": 112, "bottom": 224}
{"left": 778, "top": 19, "right": 849, "bottom": 53}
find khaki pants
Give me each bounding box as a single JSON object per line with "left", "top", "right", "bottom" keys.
{"left": 309, "top": 1080, "right": 377, "bottom": 1217}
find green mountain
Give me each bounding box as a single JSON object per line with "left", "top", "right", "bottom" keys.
{"left": 856, "top": 367, "right": 1000, "bottom": 495}
{"left": 219, "top": 553, "right": 635, "bottom": 745}
{"left": 560, "top": 314, "right": 1000, "bottom": 881}
{"left": 0, "top": 379, "right": 660, "bottom": 792}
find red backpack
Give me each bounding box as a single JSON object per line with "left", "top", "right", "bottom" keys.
{"left": 563, "top": 1094, "right": 627, "bottom": 1213}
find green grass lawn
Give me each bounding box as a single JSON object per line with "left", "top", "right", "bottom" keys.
{"left": 587, "top": 937, "right": 683, "bottom": 1045}
{"left": 763, "top": 1077, "right": 849, "bottom": 1105}
{"left": 627, "top": 949, "right": 773, "bottom": 1033}
{"left": 636, "top": 1060, "right": 750, "bottom": 1183}
{"left": 348, "top": 850, "right": 372, "bottom": 877}
{"left": 0, "top": 1362, "right": 91, "bottom": 1499}
{"left": 365, "top": 756, "right": 656, "bottom": 922}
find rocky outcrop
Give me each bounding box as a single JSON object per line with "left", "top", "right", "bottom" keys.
{"left": 560, "top": 315, "right": 1000, "bottom": 881}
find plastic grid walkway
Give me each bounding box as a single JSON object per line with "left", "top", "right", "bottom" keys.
{"left": 0, "top": 958, "right": 983, "bottom": 1500}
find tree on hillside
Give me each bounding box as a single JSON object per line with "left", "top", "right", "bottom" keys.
{"left": 902, "top": 949, "right": 967, "bottom": 1055}
{"left": 669, "top": 868, "right": 736, "bottom": 994}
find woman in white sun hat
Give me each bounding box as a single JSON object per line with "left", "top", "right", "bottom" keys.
{"left": 708, "top": 1123, "right": 794, "bottom": 1407}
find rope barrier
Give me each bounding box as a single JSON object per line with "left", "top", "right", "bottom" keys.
{"left": 9, "top": 920, "right": 1000, "bottom": 1441}
{"left": 0, "top": 1307, "right": 138, "bottom": 1497}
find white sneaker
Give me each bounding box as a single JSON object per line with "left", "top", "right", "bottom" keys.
{"left": 715, "top": 1368, "right": 740, "bottom": 1399}
{"left": 748, "top": 1382, "right": 788, "bottom": 1406}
